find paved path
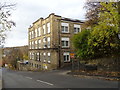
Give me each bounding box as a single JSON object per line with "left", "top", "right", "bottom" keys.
{"left": 2, "top": 68, "right": 119, "bottom": 88}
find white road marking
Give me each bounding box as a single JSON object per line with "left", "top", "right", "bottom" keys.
{"left": 26, "top": 77, "right": 32, "bottom": 79}
{"left": 36, "top": 80, "right": 53, "bottom": 86}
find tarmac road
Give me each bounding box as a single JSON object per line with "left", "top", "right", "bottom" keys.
{"left": 2, "top": 68, "right": 119, "bottom": 89}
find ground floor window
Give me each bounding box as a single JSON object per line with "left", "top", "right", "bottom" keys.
{"left": 35, "top": 64, "right": 39, "bottom": 68}
{"left": 30, "top": 63, "right": 33, "bottom": 67}
{"left": 32, "top": 52, "right": 34, "bottom": 60}
{"left": 29, "top": 52, "right": 32, "bottom": 59}
{"left": 63, "top": 52, "right": 70, "bottom": 62}
{"left": 47, "top": 52, "right": 51, "bottom": 63}
{"left": 36, "top": 52, "right": 40, "bottom": 61}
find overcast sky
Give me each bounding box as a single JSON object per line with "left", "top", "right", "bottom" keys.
{"left": 2, "top": 0, "right": 87, "bottom": 47}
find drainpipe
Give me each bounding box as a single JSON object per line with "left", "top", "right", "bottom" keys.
{"left": 57, "top": 19, "right": 61, "bottom": 68}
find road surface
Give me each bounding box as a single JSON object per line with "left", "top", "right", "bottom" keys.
{"left": 0, "top": 67, "right": 2, "bottom": 89}
{"left": 2, "top": 68, "right": 119, "bottom": 88}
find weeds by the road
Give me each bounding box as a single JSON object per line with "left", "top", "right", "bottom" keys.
{"left": 68, "top": 70, "right": 120, "bottom": 81}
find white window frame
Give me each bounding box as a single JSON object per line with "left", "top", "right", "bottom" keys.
{"left": 35, "top": 40, "right": 38, "bottom": 49}
{"left": 48, "top": 52, "right": 50, "bottom": 56}
{"left": 47, "top": 37, "right": 50, "bottom": 48}
{"left": 43, "top": 25, "right": 46, "bottom": 34}
{"left": 43, "top": 52, "right": 46, "bottom": 56}
{"left": 47, "top": 52, "right": 51, "bottom": 63}
{"left": 38, "top": 27, "right": 41, "bottom": 36}
{"left": 43, "top": 37, "right": 47, "bottom": 48}
{"left": 29, "top": 52, "right": 32, "bottom": 59}
{"left": 32, "top": 52, "right": 34, "bottom": 60}
{"left": 32, "top": 31, "right": 34, "bottom": 39}
{"left": 29, "top": 42, "right": 31, "bottom": 49}
{"left": 63, "top": 52, "right": 70, "bottom": 62}
{"left": 43, "top": 60, "right": 46, "bottom": 63}
{"left": 37, "top": 52, "right": 39, "bottom": 61}
{"left": 38, "top": 40, "right": 41, "bottom": 49}
{"left": 29, "top": 32, "right": 31, "bottom": 39}
{"left": 32, "top": 41, "right": 34, "bottom": 49}
{"left": 61, "top": 37, "right": 70, "bottom": 48}
{"left": 74, "top": 24, "right": 81, "bottom": 33}
{"left": 61, "top": 23, "right": 69, "bottom": 33}
{"left": 43, "top": 37, "right": 47, "bottom": 43}
{"left": 47, "top": 23, "right": 50, "bottom": 33}
{"left": 35, "top": 29, "right": 37, "bottom": 37}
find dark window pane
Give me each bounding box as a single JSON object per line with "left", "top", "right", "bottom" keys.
{"left": 74, "top": 28, "right": 76, "bottom": 32}
{"left": 66, "top": 41, "right": 68, "bottom": 46}
{"left": 77, "top": 28, "right": 80, "bottom": 32}
{"left": 65, "top": 27, "right": 68, "bottom": 32}
{"left": 67, "top": 55, "right": 69, "bottom": 61}
{"left": 62, "top": 41, "right": 64, "bottom": 46}
{"left": 61, "top": 26, "right": 64, "bottom": 32}
{"left": 64, "top": 56, "right": 66, "bottom": 61}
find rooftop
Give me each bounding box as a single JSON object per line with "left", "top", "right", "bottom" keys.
{"left": 29, "top": 13, "right": 85, "bottom": 29}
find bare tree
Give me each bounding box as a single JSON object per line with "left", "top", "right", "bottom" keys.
{"left": 83, "top": 1, "right": 101, "bottom": 28}
{"left": 0, "top": 2, "right": 16, "bottom": 46}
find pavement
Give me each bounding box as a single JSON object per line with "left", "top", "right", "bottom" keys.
{"left": 67, "top": 71, "right": 120, "bottom": 81}
{"left": 2, "top": 68, "right": 119, "bottom": 88}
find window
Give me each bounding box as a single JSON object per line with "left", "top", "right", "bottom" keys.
{"left": 47, "top": 37, "right": 50, "bottom": 48}
{"left": 35, "top": 29, "right": 37, "bottom": 37}
{"left": 32, "top": 63, "right": 34, "bottom": 67}
{"left": 48, "top": 52, "right": 50, "bottom": 56}
{"left": 48, "top": 52, "right": 51, "bottom": 63}
{"left": 43, "top": 37, "right": 47, "bottom": 48}
{"left": 38, "top": 27, "right": 41, "bottom": 36}
{"left": 43, "top": 52, "right": 46, "bottom": 63}
{"left": 29, "top": 52, "right": 32, "bottom": 59}
{"left": 29, "top": 42, "right": 31, "bottom": 49}
{"left": 39, "top": 53, "right": 41, "bottom": 61}
{"left": 43, "top": 25, "right": 46, "bottom": 34}
{"left": 74, "top": 24, "right": 81, "bottom": 33}
{"left": 39, "top": 65, "right": 41, "bottom": 68}
{"left": 31, "top": 52, "right": 34, "bottom": 60}
{"left": 31, "top": 31, "right": 34, "bottom": 39}
{"left": 38, "top": 40, "right": 41, "bottom": 49}
{"left": 61, "top": 23, "right": 69, "bottom": 33}
{"left": 47, "top": 23, "right": 50, "bottom": 33}
{"left": 29, "top": 32, "right": 31, "bottom": 39}
{"left": 36, "top": 64, "right": 39, "bottom": 68}
{"left": 35, "top": 64, "right": 36, "bottom": 68}
{"left": 37, "top": 52, "right": 40, "bottom": 61}
{"left": 43, "top": 52, "right": 46, "bottom": 56}
{"left": 43, "top": 37, "right": 47, "bottom": 42}
{"left": 32, "top": 41, "right": 34, "bottom": 49}
{"left": 61, "top": 37, "right": 69, "bottom": 48}
{"left": 35, "top": 40, "right": 38, "bottom": 49}
{"left": 63, "top": 52, "right": 70, "bottom": 62}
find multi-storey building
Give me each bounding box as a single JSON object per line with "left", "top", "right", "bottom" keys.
{"left": 28, "top": 13, "right": 84, "bottom": 70}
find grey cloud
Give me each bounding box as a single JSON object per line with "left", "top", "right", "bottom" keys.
{"left": 4, "top": 0, "right": 86, "bottom": 47}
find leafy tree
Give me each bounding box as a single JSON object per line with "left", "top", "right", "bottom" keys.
{"left": 19, "top": 46, "right": 28, "bottom": 60}
{"left": 72, "top": 30, "right": 92, "bottom": 60}
{"left": 3, "top": 46, "right": 28, "bottom": 69}
{"left": 0, "top": 2, "right": 16, "bottom": 46}
{"left": 73, "top": 2, "right": 120, "bottom": 68}
{"left": 88, "top": 2, "right": 120, "bottom": 58}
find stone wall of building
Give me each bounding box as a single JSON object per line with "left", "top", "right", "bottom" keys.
{"left": 28, "top": 13, "right": 84, "bottom": 71}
